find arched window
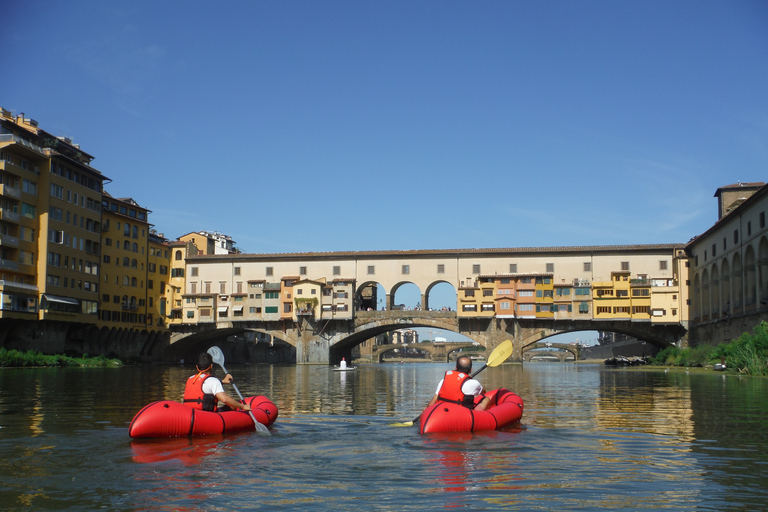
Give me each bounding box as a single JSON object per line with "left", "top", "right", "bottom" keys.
{"left": 175, "top": 250, "right": 183, "bottom": 260}
{"left": 132, "top": 242, "right": 138, "bottom": 252}
{"left": 131, "top": 259, "right": 138, "bottom": 269}
{"left": 123, "top": 276, "right": 130, "bottom": 286}
{"left": 123, "top": 257, "right": 130, "bottom": 266}
{"left": 124, "top": 223, "right": 131, "bottom": 236}
{"left": 132, "top": 226, "right": 138, "bottom": 238}
{"left": 123, "top": 241, "right": 130, "bottom": 250}
{"left": 131, "top": 277, "right": 138, "bottom": 287}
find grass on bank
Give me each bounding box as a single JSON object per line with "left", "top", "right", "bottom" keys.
{"left": 650, "top": 321, "right": 768, "bottom": 376}
{"left": 0, "top": 348, "right": 122, "bottom": 368}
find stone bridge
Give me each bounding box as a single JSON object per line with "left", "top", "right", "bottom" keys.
{"left": 371, "top": 341, "right": 480, "bottom": 363}
{"left": 522, "top": 343, "right": 579, "bottom": 362}
{"left": 161, "top": 309, "right": 687, "bottom": 365}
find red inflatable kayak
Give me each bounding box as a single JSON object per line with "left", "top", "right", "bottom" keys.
{"left": 419, "top": 388, "right": 524, "bottom": 434}
{"left": 128, "top": 395, "right": 278, "bottom": 438}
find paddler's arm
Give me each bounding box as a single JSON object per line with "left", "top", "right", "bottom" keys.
{"left": 427, "top": 393, "right": 438, "bottom": 408}
{"left": 474, "top": 395, "right": 490, "bottom": 411}
{"left": 215, "top": 391, "right": 251, "bottom": 411}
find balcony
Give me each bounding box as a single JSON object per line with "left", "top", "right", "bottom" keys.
{"left": 0, "top": 209, "right": 20, "bottom": 222}
{"left": 0, "top": 280, "right": 38, "bottom": 293}
{"left": 0, "top": 258, "right": 18, "bottom": 271}
{"left": 0, "top": 234, "right": 19, "bottom": 247}
{"left": 0, "top": 184, "right": 21, "bottom": 199}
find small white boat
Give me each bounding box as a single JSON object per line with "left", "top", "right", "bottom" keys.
{"left": 332, "top": 366, "right": 356, "bottom": 372}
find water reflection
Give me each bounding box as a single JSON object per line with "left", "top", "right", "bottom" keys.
{"left": 131, "top": 436, "right": 225, "bottom": 466}
{"left": 1, "top": 363, "right": 768, "bottom": 510}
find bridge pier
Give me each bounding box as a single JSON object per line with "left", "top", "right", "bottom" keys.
{"left": 295, "top": 334, "right": 330, "bottom": 364}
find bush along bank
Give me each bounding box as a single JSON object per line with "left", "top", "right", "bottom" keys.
{"left": 0, "top": 348, "right": 122, "bottom": 368}
{"left": 651, "top": 321, "right": 768, "bottom": 376}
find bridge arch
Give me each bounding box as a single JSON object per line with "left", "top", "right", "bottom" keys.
{"left": 521, "top": 340, "right": 579, "bottom": 361}
{"left": 390, "top": 281, "right": 421, "bottom": 309}
{"left": 326, "top": 311, "right": 482, "bottom": 363}
{"left": 162, "top": 326, "right": 296, "bottom": 364}
{"left": 356, "top": 281, "right": 385, "bottom": 311}
{"left": 424, "top": 280, "right": 457, "bottom": 311}
{"left": 373, "top": 341, "right": 480, "bottom": 363}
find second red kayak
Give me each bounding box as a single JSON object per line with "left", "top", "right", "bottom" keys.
{"left": 419, "top": 388, "right": 524, "bottom": 434}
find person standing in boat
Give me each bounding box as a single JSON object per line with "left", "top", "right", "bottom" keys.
{"left": 339, "top": 357, "right": 347, "bottom": 369}
{"left": 427, "top": 355, "right": 491, "bottom": 411}
{"left": 183, "top": 352, "right": 252, "bottom": 413}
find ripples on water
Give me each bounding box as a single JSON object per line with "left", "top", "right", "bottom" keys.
{"left": 0, "top": 363, "right": 766, "bottom": 511}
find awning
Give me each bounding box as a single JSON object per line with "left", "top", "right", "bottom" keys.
{"left": 41, "top": 294, "right": 80, "bottom": 306}
{"left": 217, "top": 306, "right": 229, "bottom": 313}
{"left": 233, "top": 306, "right": 243, "bottom": 312}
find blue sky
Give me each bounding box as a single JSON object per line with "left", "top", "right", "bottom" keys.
{"left": 4, "top": 1, "right": 767, "bottom": 254}
{"left": 4, "top": 1, "right": 767, "bottom": 344}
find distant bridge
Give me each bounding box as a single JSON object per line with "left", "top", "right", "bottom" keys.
{"left": 163, "top": 309, "right": 686, "bottom": 365}
{"left": 522, "top": 342, "right": 579, "bottom": 362}
{"left": 371, "top": 342, "right": 479, "bottom": 363}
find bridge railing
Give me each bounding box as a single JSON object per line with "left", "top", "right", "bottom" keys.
{"left": 355, "top": 310, "right": 457, "bottom": 320}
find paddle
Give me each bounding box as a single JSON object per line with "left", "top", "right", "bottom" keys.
{"left": 390, "top": 339, "right": 515, "bottom": 427}
{"left": 207, "top": 346, "right": 271, "bottom": 435}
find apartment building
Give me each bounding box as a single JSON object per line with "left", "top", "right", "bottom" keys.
{"left": 97, "top": 193, "right": 171, "bottom": 333}
{"left": 169, "top": 240, "right": 197, "bottom": 325}
{"left": 178, "top": 231, "right": 237, "bottom": 255}
{"left": 147, "top": 229, "right": 170, "bottom": 328}
{"left": 0, "top": 108, "right": 106, "bottom": 325}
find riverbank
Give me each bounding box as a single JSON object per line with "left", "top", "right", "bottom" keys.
{"left": 650, "top": 321, "right": 768, "bottom": 376}
{"left": 0, "top": 348, "right": 122, "bottom": 368}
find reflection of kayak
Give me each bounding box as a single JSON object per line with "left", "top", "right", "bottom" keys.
{"left": 128, "top": 395, "right": 278, "bottom": 438}
{"left": 332, "top": 366, "right": 356, "bottom": 371}
{"left": 131, "top": 436, "right": 223, "bottom": 465}
{"left": 419, "top": 388, "right": 524, "bottom": 434}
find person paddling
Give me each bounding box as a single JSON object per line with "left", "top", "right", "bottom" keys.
{"left": 183, "top": 352, "right": 251, "bottom": 413}
{"left": 426, "top": 355, "right": 491, "bottom": 411}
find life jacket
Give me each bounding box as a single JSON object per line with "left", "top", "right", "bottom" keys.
{"left": 183, "top": 373, "right": 218, "bottom": 412}
{"left": 436, "top": 370, "right": 475, "bottom": 408}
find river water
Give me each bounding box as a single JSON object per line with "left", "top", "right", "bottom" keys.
{"left": 0, "top": 361, "right": 766, "bottom": 511}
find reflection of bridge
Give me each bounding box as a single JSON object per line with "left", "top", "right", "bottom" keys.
{"left": 371, "top": 342, "right": 479, "bottom": 363}
{"left": 164, "top": 308, "right": 686, "bottom": 365}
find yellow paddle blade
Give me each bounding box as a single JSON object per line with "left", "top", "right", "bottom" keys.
{"left": 486, "top": 339, "right": 514, "bottom": 367}
{"left": 389, "top": 420, "right": 415, "bottom": 427}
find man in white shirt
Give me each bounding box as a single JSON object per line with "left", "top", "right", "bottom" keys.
{"left": 183, "top": 352, "right": 252, "bottom": 412}
{"left": 427, "top": 355, "right": 490, "bottom": 411}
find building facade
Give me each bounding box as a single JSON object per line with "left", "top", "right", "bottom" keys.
{"left": 1, "top": 108, "right": 105, "bottom": 333}
{"left": 98, "top": 193, "right": 170, "bottom": 332}
{"left": 687, "top": 182, "right": 768, "bottom": 344}
{"left": 1, "top": 107, "right": 170, "bottom": 357}
{"left": 178, "top": 231, "right": 237, "bottom": 255}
